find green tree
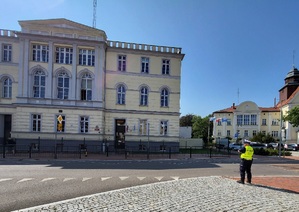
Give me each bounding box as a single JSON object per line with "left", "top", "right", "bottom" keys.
{"left": 251, "top": 132, "right": 275, "bottom": 143}
{"left": 283, "top": 106, "right": 299, "bottom": 127}
{"left": 180, "top": 114, "right": 194, "bottom": 127}
{"left": 192, "top": 115, "right": 211, "bottom": 144}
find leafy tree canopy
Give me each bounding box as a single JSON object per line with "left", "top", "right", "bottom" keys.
{"left": 251, "top": 132, "right": 275, "bottom": 143}
{"left": 180, "top": 114, "right": 194, "bottom": 127}
{"left": 283, "top": 106, "right": 299, "bottom": 127}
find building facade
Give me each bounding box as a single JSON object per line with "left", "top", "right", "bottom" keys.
{"left": 212, "top": 66, "right": 299, "bottom": 145}
{"left": 0, "top": 19, "right": 184, "bottom": 150}
{"left": 212, "top": 101, "right": 281, "bottom": 141}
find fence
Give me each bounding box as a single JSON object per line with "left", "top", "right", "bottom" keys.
{"left": 1, "top": 143, "right": 233, "bottom": 160}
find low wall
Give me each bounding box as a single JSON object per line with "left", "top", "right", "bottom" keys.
{"left": 179, "top": 138, "right": 203, "bottom": 148}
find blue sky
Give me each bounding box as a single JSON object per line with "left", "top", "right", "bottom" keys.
{"left": 2, "top": 0, "right": 299, "bottom": 117}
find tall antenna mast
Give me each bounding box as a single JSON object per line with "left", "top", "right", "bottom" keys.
{"left": 237, "top": 88, "right": 240, "bottom": 104}
{"left": 93, "top": 0, "right": 97, "bottom": 28}
{"left": 293, "top": 50, "right": 296, "bottom": 68}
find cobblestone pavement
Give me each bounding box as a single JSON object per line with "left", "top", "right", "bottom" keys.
{"left": 14, "top": 176, "right": 299, "bottom": 212}
{"left": 11, "top": 153, "right": 299, "bottom": 212}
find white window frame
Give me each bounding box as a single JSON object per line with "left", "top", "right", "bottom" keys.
{"left": 162, "top": 59, "right": 170, "bottom": 75}
{"left": 57, "top": 72, "right": 69, "bottom": 99}
{"left": 2, "top": 77, "right": 12, "bottom": 98}
{"left": 227, "top": 130, "right": 230, "bottom": 137}
{"left": 161, "top": 88, "right": 168, "bottom": 107}
{"left": 237, "top": 115, "right": 243, "bottom": 126}
{"left": 139, "top": 119, "right": 147, "bottom": 135}
{"left": 117, "top": 85, "right": 126, "bottom": 104}
{"left": 81, "top": 73, "right": 92, "bottom": 101}
{"left": 55, "top": 47, "right": 73, "bottom": 64}
{"left": 272, "top": 119, "right": 279, "bottom": 126}
{"left": 32, "top": 44, "right": 49, "bottom": 62}
{"left": 140, "top": 87, "right": 148, "bottom": 106}
{"left": 141, "top": 57, "right": 149, "bottom": 73}
{"left": 244, "top": 130, "right": 249, "bottom": 137}
{"left": 160, "top": 120, "right": 168, "bottom": 135}
{"left": 118, "top": 55, "right": 126, "bottom": 71}
{"left": 272, "top": 131, "right": 279, "bottom": 137}
{"left": 250, "top": 114, "right": 257, "bottom": 125}
{"left": 244, "top": 115, "right": 250, "bottom": 125}
{"left": 33, "top": 70, "right": 46, "bottom": 98}
{"left": 80, "top": 116, "right": 89, "bottom": 133}
{"left": 79, "top": 49, "right": 95, "bottom": 66}
{"left": 262, "top": 119, "right": 267, "bottom": 125}
{"left": 32, "top": 114, "right": 41, "bottom": 132}
{"left": 2, "top": 44, "right": 12, "bottom": 62}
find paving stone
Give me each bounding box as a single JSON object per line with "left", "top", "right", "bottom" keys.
{"left": 16, "top": 176, "right": 299, "bottom": 212}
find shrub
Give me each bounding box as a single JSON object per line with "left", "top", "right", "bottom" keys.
{"left": 254, "top": 148, "right": 292, "bottom": 156}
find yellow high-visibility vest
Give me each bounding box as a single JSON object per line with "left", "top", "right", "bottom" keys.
{"left": 240, "top": 145, "right": 254, "bottom": 160}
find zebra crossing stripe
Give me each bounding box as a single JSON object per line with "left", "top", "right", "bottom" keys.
{"left": 171, "top": 176, "right": 179, "bottom": 180}
{"left": 137, "top": 177, "right": 146, "bottom": 181}
{"left": 17, "top": 178, "right": 34, "bottom": 183}
{"left": 119, "top": 176, "right": 129, "bottom": 181}
{"left": 41, "top": 178, "right": 56, "bottom": 182}
{"left": 63, "top": 178, "right": 75, "bottom": 182}
{"left": 154, "top": 177, "right": 164, "bottom": 181}
{"left": 0, "top": 178, "right": 13, "bottom": 182}
{"left": 101, "top": 177, "right": 112, "bottom": 181}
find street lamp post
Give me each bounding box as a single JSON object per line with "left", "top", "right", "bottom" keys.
{"left": 279, "top": 100, "right": 284, "bottom": 157}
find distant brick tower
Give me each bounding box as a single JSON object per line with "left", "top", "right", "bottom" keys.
{"left": 279, "top": 66, "right": 299, "bottom": 103}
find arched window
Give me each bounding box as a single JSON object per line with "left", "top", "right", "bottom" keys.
{"left": 57, "top": 71, "right": 69, "bottom": 99}
{"left": 3, "top": 77, "right": 12, "bottom": 98}
{"left": 140, "top": 87, "right": 148, "bottom": 106}
{"left": 160, "top": 88, "right": 169, "bottom": 107}
{"left": 33, "top": 70, "right": 45, "bottom": 98}
{"left": 117, "top": 85, "right": 126, "bottom": 104}
{"left": 81, "top": 73, "right": 92, "bottom": 100}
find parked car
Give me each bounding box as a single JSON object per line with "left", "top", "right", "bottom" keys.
{"left": 229, "top": 143, "right": 242, "bottom": 151}
{"left": 273, "top": 143, "right": 285, "bottom": 150}
{"left": 265, "top": 143, "right": 277, "bottom": 149}
{"left": 287, "top": 143, "right": 299, "bottom": 151}
{"left": 250, "top": 143, "right": 266, "bottom": 150}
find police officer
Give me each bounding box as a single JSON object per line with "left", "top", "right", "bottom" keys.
{"left": 237, "top": 140, "right": 254, "bottom": 184}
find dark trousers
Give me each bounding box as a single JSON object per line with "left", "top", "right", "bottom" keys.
{"left": 240, "top": 159, "right": 253, "bottom": 183}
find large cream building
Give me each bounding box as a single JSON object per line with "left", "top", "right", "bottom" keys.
{"left": 0, "top": 19, "right": 184, "bottom": 151}
{"left": 212, "top": 66, "right": 299, "bottom": 145}
{"left": 212, "top": 101, "right": 281, "bottom": 141}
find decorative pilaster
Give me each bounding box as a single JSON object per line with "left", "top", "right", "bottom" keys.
{"left": 71, "top": 44, "right": 77, "bottom": 100}
{"left": 47, "top": 41, "right": 53, "bottom": 98}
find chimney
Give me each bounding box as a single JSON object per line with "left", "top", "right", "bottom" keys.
{"left": 274, "top": 97, "right": 276, "bottom": 107}
{"left": 232, "top": 103, "right": 235, "bottom": 108}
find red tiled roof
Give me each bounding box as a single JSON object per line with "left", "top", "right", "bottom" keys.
{"left": 213, "top": 105, "right": 280, "bottom": 114}
{"left": 276, "top": 86, "right": 299, "bottom": 108}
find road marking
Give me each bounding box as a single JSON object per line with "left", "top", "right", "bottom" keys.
{"left": 101, "top": 177, "right": 112, "bottom": 181}
{"left": 171, "top": 176, "right": 180, "bottom": 180}
{"left": 17, "top": 178, "right": 34, "bottom": 183}
{"left": 155, "top": 177, "right": 164, "bottom": 181}
{"left": 119, "top": 176, "right": 129, "bottom": 181}
{"left": 82, "top": 178, "right": 92, "bottom": 182}
{"left": 137, "top": 177, "right": 146, "bottom": 181}
{"left": 63, "top": 178, "right": 75, "bottom": 182}
{"left": 41, "top": 178, "right": 56, "bottom": 182}
{"left": 0, "top": 178, "right": 13, "bottom": 182}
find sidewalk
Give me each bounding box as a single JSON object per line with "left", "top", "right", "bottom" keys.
{"left": 14, "top": 176, "right": 299, "bottom": 212}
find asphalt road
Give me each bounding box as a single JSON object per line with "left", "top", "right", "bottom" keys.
{"left": 0, "top": 156, "right": 298, "bottom": 211}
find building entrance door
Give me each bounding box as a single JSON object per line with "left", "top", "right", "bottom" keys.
{"left": 115, "top": 119, "right": 126, "bottom": 149}
{"left": 0, "top": 115, "right": 12, "bottom": 146}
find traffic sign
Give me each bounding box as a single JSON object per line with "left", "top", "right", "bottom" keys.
{"left": 57, "top": 115, "right": 63, "bottom": 123}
